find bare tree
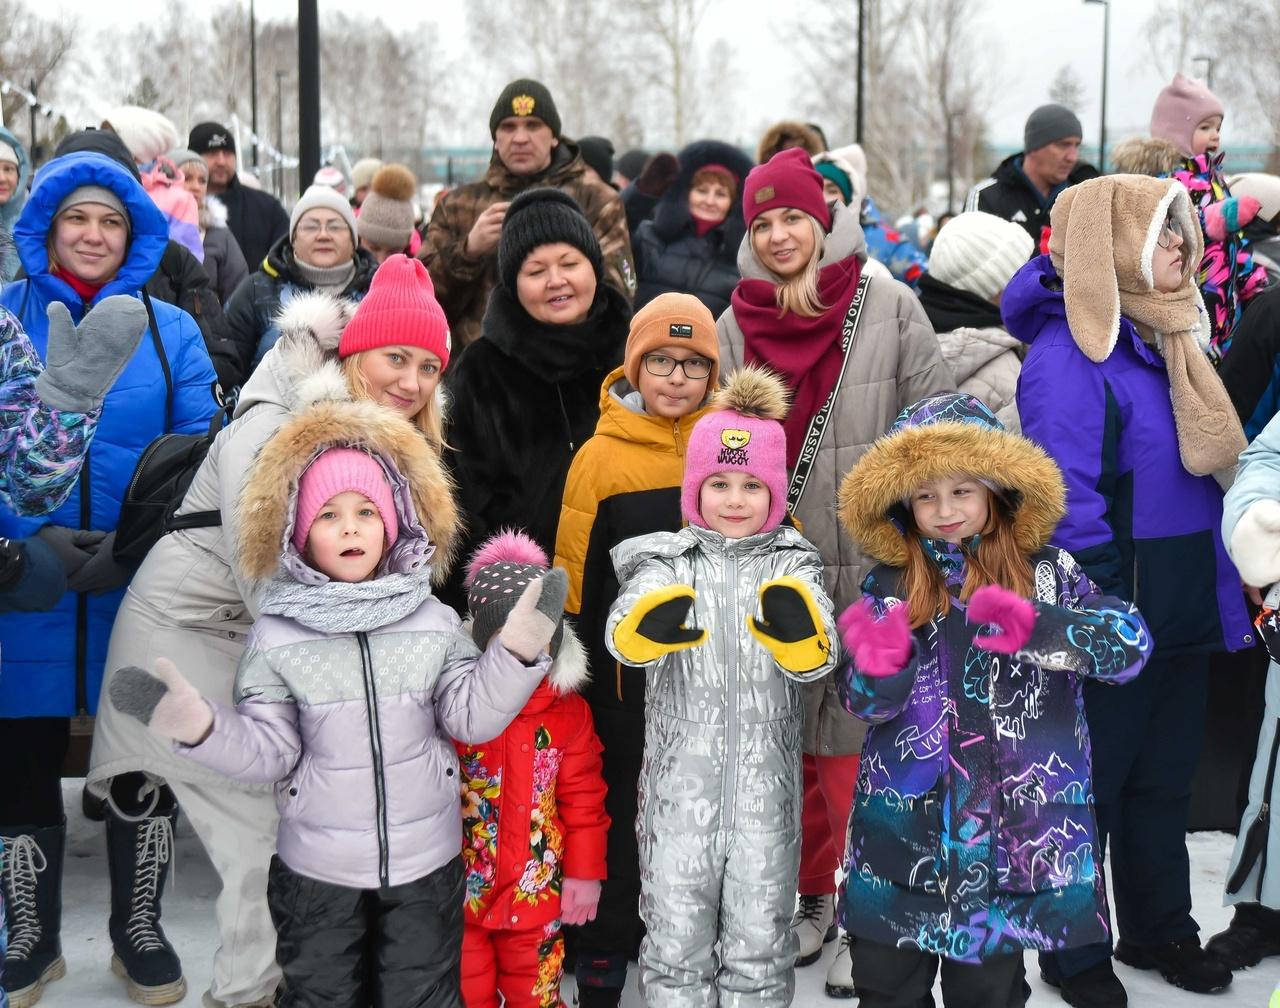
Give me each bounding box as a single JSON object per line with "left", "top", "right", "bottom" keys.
{"left": 1048, "top": 65, "right": 1087, "bottom": 111}
{"left": 623, "top": 0, "right": 715, "bottom": 146}
{"left": 1141, "top": 0, "right": 1198, "bottom": 80}
{"left": 0, "top": 0, "right": 75, "bottom": 156}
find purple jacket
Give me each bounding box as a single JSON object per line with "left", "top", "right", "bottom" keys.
{"left": 1006, "top": 256, "right": 1251, "bottom": 654}
{"left": 181, "top": 598, "right": 549, "bottom": 890}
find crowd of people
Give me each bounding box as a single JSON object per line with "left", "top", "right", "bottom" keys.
{"left": 0, "top": 65, "right": 1277, "bottom": 1008}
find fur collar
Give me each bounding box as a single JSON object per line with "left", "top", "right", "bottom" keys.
{"left": 837, "top": 421, "right": 1065, "bottom": 567}
{"left": 461, "top": 616, "right": 590, "bottom": 694}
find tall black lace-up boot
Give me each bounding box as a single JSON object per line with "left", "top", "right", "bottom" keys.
{"left": 1, "top": 821, "right": 67, "bottom": 1008}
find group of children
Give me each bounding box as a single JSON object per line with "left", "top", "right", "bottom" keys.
{"left": 97, "top": 251, "right": 1162, "bottom": 1008}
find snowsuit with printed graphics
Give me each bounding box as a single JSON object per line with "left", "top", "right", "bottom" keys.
{"left": 457, "top": 629, "right": 609, "bottom": 1008}
{"left": 606, "top": 524, "right": 837, "bottom": 1008}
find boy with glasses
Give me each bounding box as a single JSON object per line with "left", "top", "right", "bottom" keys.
{"left": 554, "top": 292, "right": 719, "bottom": 1007}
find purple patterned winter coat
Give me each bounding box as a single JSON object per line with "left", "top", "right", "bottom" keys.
{"left": 837, "top": 545, "right": 1149, "bottom": 963}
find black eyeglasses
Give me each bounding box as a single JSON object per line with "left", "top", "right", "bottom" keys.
{"left": 642, "top": 353, "right": 713, "bottom": 379}
{"left": 1156, "top": 214, "right": 1185, "bottom": 250}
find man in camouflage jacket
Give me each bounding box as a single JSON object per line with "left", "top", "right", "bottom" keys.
{"left": 421, "top": 78, "right": 635, "bottom": 350}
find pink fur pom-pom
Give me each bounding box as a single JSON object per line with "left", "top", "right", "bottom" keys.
{"left": 465, "top": 528, "right": 549, "bottom": 586}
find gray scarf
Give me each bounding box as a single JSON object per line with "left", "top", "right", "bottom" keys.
{"left": 258, "top": 570, "right": 435, "bottom": 633}
{"left": 293, "top": 256, "right": 356, "bottom": 295}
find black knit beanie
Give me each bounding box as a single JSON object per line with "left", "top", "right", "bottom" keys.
{"left": 497, "top": 188, "right": 602, "bottom": 297}
{"left": 489, "top": 79, "right": 561, "bottom": 139}
{"left": 577, "top": 136, "right": 616, "bottom": 186}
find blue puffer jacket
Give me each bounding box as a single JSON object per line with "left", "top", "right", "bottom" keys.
{"left": 0, "top": 151, "right": 218, "bottom": 717}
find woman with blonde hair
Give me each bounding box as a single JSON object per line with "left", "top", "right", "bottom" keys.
{"left": 85, "top": 254, "right": 453, "bottom": 1008}
{"left": 717, "top": 146, "right": 953, "bottom": 997}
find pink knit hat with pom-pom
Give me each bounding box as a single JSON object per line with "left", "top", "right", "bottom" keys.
{"left": 466, "top": 529, "right": 565, "bottom": 653}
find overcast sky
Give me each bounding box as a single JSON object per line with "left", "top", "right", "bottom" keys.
{"left": 30, "top": 0, "right": 1261, "bottom": 152}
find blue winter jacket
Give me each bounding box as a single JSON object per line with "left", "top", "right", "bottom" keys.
{"left": 0, "top": 151, "right": 218, "bottom": 717}
{"left": 1006, "top": 255, "right": 1252, "bottom": 656}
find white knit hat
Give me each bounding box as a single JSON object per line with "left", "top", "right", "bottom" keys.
{"left": 928, "top": 211, "right": 1034, "bottom": 301}
{"left": 289, "top": 183, "right": 358, "bottom": 244}
{"left": 1228, "top": 173, "right": 1280, "bottom": 227}
{"left": 103, "top": 106, "right": 180, "bottom": 165}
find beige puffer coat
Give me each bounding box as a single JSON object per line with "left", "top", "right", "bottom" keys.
{"left": 934, "top": 324, "right": 1024, "bottom": 433}
{"left": 716, "top": 200, "right": 954, "bottom": 755}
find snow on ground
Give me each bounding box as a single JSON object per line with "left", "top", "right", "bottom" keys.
{"left": 38, "top": 782, "right": 1280, "bottom": 1005}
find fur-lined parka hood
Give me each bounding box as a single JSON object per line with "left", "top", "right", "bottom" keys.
{"left": 756, "top": 121, "right": 824, "bottom": 165}
{"left": 838, "top": 393, "right": 1065, "bottom": 567}
{"left": 238, "top": 392, "right": 460, "bottom": 586}
{"left": 1109, "top": 136, "right": 1183, "bottom": 178}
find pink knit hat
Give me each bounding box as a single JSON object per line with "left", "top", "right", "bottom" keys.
{"left": 742, "top": 147, "right": 832, "bottom": 231}
{"left": 338, "top": 254, "right": 452, "bottom": 370}
{"left": 680, "top": 367, "right": 790, "bottom": 534}
{"left": 1150, "top": 73, "right": 1224, "bottom": 157}
{"left": 291, "top": 447, "right": 398, "bottom": 555}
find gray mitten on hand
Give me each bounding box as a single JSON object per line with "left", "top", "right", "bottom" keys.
{"left": 499, "top": 568, "right": 569, "bottom": 663}
{"left": 35, "top": 526, "right": 107, "bottom": 576}
{"left": 65, "top": 530, "right": 131, "bottom": 595}
{"left": 37, "top": 296, "right": 148, "bottom": 412}
{"left": 109, "top": 658, "right": 213, "bottom": 745}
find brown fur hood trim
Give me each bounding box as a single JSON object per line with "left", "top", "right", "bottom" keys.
{"left": 756, "top": 120, "right": 824, "bottom": 165}
{"left": 238, "top": 398, "right": 460, "bottom": 584}
{"left": 1109, "top": 136, "right": 1183, "bottom": 178}
{"left": 837, "top": 422, "right": 1065, "bottom": 566}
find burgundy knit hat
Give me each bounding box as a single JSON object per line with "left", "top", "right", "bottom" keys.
{"left": 742, "top": 147, "right": 831, "bottom": 230}
{"left": 1150, "top": 73, "right": 1224, "bottom": 157}
{"left": 338, "top": 254, "right": 451, "bottom": 369}
{"left": 291, "top": 447, "right": 398, "bottom": 555}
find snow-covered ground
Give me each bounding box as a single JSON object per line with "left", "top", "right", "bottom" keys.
{"left": 37, "top": 781, "right": 1280, "bottom": 1005}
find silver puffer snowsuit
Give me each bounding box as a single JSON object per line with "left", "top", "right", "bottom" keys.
{"left": 606, "top": 524, "right": 837, "bottom": 1007}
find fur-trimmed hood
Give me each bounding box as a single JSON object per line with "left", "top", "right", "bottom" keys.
{"left": 238, "top": 392, "right": 460, "bottom": 586}
{"left": 838, "top": 393, "right": 1065, "bottom": 567}
{"left": 1109, "top": 136, "right": 1183, "bottom": 178}
{"left": 650, "top": 139, "right": 755, "bottom": 252}
{"left": 756, "top": 121, "right": 824, "bottom": 165}
{"left": 463, "top": 615, "right": 589, "bottom": 696}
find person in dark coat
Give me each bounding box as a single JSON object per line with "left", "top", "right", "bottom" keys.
{"left": 965, "top": 104, "right": 1099, "bottom": 249}
{"left": 445, "top": 187, "right": 630, "bottom": 583}
{"left": 1219, "top": 283, "right": 1280, "bottom": 439}
{"left": 53, "top": 130, "right": 226, "bottom": 383}
{"left": 1008, "top": 174, "right": 1247, "bottom": 1005}
{"left": 187, "top": 122, "right": 290, "bottom": 275}
{"left": 632, "top": 139, "right": 753, "bottom": 318}
{"left": 216, "top": 185, "right": 378, "bottom": 394}
{"left": 166, "top": 148, "right": 249, "bottom": 308}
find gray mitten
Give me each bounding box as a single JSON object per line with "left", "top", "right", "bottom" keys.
{"left": 65, "top": 530, "right": 132, "bottom": 595}
{"left": 499, "top": 568, "right": 569, "bottom": 663}
{"left": 37, "top": 296, "right": 148, "bottom": 412}
{"left": 35, "top": 526, "right": 107, "bottom": 576}
{"left": 109, "top": 658, "right": 213, "bottom": 745}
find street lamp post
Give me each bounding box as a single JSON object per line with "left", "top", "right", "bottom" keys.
{"left": 249, "top": 0, "right": 259, "bottom": 169}
{"left": 1192, "top": 54, "right": 1215, "bottom": 90}
{"left": 855, "top": 0, "right": 865, "bottom": 144}
{"left": 275, "top": 69, "right": 287, "bottom": 201}
{"left": 1083, "top": 0, "right": 1109, "bottom": 173}
{"left": 298, "top": 0, "right": 321, "bottom": 196}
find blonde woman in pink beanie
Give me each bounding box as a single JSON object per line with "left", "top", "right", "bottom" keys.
{"left": 86, "top": 257, "right": 455, "bottom": 1008}
{"left": 1150, "top": 72, "right": 1269, "bottom": 361}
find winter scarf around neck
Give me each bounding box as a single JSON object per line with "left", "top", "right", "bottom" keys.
{"left": 918, "top": 272, "right": 1004, "bottom": 333}
{"left": 481, "top": 282, "right": 628, "bottom": 384}
{"left": 921, "top": 535, "right": 973, "bottom": 591}
{"left": 51, "top": 264, "right": 106, "bottom": 304}
{"left": 1048, "top": 173, "right": 1245, "bottom": 478}
{"left": 734, "top": 252, "right": 862, "bottom": 469}
{"left": 293, "top": 255, "right": 356, "bottom": 295}
{"left": 258, "top": 569, "right": 436, "bottom": 633}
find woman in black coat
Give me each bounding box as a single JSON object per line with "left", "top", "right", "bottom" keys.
{"left": 445, "top": 187, "right": 630, "bottom": 565}
{"left": 632, "top": 139, "right": 754, "bottom": 318}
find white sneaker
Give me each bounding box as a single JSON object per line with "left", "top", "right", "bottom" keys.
{"left": 791, "top": 893, "right": 836, "bottom": 966}
{"left": 824, "top": 932, "right": 856, "bottom": 999}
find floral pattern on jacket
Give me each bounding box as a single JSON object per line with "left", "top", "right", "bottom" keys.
{"left": 836, "top": 543, "right": 1152, "bottom": 963}
{"left": 456, "top": 667, "right": 609, "bottom": 932}
{"left": 1170, "top": 152, "right": 1268, "bottom": 361}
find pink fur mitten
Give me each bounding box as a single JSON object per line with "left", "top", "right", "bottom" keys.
{"left": 966, "top": 585, "right": 1037, "bottom": 654}
{"left": 837, "top": 598, "right": 913, "bottom": 678}
{"left": 560, "top": 877, "right": 601, "bottom": 926}
{"left": 1203, "top": 196, "right": 1262, "bottom": 242}
{"left": 108, "top": 657, "right": 214, "bottom": 745}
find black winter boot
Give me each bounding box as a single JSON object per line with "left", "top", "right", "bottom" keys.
{"left": 1115, "top": 935, "right": 1232, "bottom": 994}
{"left": 1, "top": 821, "right": 67, "bottom": 1008}
{"left": 106, "top": 775, "right": 187, "bottom": 1005}
{"left": 1206, "top": 903, "right": 1280, "bottom": 971}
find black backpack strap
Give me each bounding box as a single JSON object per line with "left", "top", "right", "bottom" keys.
{"left": 142, "top": 290, "right": 174, "bottom": 431}
{"left": 163, "top": 399, "right": 233, "bottom": 533}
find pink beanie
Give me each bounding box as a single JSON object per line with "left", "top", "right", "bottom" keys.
{"left": 1150, "top": 73, "right": 1224, "bottom": 157}
{"left": 338, "top": 254, "right": 452, "bottom": 370}
{"left": 291, "top": 447, "right": 398, "bottom": 555}
{"left": 743, "top": 147, "right": 832, "bottom": 231}
{"left": 680, "top": 367, "right": 790, "bottom": 535}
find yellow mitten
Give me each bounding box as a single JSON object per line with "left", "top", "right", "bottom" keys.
{"left": 747, "top": 576, "right": 831, "bottom": 674}
{"left": 613, "top": 585, "right": 708, "bottom": 664}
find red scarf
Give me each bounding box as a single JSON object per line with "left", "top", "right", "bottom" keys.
{"left": 51, "top": 265, "right": 106, "bottom": 305}
{"left": 734, "top": 254, "right": 862, "bottom": 468}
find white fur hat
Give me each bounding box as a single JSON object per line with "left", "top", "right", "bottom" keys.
{"left": 103, "top": 106, "right": 180, "bottom": 165}
{"left": 928, "top": 211, "right": 1035, "bottom": 302}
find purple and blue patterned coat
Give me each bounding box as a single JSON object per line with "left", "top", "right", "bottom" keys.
{"left": 837, "top": 545, "right": 1150, "bottom": 962}
{"left": 832, "top": 392, "right": 1152, "bottom": 964}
